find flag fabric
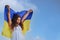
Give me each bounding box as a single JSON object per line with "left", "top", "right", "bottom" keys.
{"left": 2, "top": 6, "right": 33, "bottom": 38}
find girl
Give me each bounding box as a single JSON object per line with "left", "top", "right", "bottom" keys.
{"left": 5, "top": 5, "right": 33, "bottom": 40}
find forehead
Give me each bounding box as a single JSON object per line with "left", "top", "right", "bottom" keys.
{"left": 17, "top": 17, "right": 21, "bottom": 19}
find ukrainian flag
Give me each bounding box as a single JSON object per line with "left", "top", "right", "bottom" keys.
{"left": 2, "top": 6, "right": 33, "bottom": 38}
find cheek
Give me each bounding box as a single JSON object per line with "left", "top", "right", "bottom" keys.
{"left": 17, "top": 20, "right": 20, "bottom": 23}
{"left": 17, "top": 17, "right": 21, "bottom": 24}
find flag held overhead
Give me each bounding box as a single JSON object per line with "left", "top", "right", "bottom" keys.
{"left": 2, "top": 5, "right": 33, "bottom": 38}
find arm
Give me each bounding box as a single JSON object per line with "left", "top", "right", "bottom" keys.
{"left": 21, "top": 9, "right": 33, "bottom": 23}
{"left": 5, "top": 5, "right": 12, "bottom": 27}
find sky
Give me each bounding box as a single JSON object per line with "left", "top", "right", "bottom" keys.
{"left": 0, "top": 0, "right": 60, "bottom": 40}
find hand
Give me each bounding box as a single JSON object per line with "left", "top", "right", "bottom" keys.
{"left": 5, "top": 5, "right": 10, "bottom": 12}
{"left": 5, "top": 5, "right": 10, "bottom": 16}
{"left": 28, "top": 9, "right": 33, "bottom": 13}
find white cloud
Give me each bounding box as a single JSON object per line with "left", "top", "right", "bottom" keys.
{"left": 31, "top": 35, "right": 46, "bottom": 40}
{"left": 0, "top": 0, "right": 24, "bottom": 12}
{"left": 34, "top": 36, "right": 41, "bottom": 40}
{"left": 27, "top": 35, "right": 41, "bottom": 40}
{"left": 0, "top": 0, "right": 38, "bottom": 13}
{"left": 36, "top": 36, "right": 40, "bottom": 40}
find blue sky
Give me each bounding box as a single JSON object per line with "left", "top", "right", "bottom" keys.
{"left": 0, "top": 0, "right": 60, "bottom": 40}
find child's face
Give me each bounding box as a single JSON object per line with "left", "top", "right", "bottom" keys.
{"left": 17, "top": 17, "right": 21, "bottom": 24}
